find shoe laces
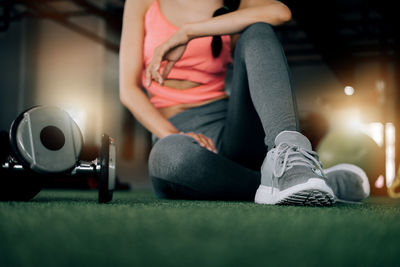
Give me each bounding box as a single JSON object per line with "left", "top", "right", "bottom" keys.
{"left": 272, "top": 142, "right": 325, "bottom": 186}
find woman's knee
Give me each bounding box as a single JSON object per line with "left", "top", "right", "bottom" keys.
{"left": 148, "top": 134, "right": 204, "bottom": 182}
{"left": 243, "top": 22, "right": 274, "bottom": 36}
{"left": 235, "top": 22, "right": 278, "bottom": 55}
{"left": 239, "top": 22, "right": 275, "bottom": 41}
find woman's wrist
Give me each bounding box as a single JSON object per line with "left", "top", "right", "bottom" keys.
{"left": 181, "top": 24, "right": 196, "bottom": 41}
{"left": 158, "top": 128, "right": 181, "bottom": 139}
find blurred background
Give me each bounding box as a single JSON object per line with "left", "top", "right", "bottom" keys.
{"left": 0, "top": 0, "right": 399, "bottom": 194}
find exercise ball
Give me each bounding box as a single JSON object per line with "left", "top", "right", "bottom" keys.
{"left": 317, "top": 129, "right": 386, "bottom": 196}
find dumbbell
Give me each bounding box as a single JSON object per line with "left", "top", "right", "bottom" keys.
{"left": 0, "top": 106, "right": 116, "bottom": 203}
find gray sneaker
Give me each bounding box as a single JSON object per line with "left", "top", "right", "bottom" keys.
{"left": 255, "top": 131, "right": 335, "bottom": 206}
{"left": 324, "top": 163, "right": 370, "bottom": 203}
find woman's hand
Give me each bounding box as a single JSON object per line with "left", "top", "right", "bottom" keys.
{"left": 146, "top": 28, "right": 190, "bottom": 87}
{"left": 180, "top": 132, "right": 217, "bottom": 153}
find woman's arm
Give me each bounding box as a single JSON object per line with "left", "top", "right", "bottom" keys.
{"left": 147, "top": 0, "right": 291, "bottom": 84}
{"left": 119, "top": 0, "right": 180, "bottom": 139}
{"left": 120, "top": 0, "right": 217, "bottom": 152}
{"left": 186, "top": 0, "right": 291, "bottom": 39}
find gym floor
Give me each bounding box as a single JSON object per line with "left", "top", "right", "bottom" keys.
{"left": 1, "top": 190, "right": 399, "bottom": 267}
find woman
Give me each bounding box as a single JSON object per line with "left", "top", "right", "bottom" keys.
{"left": 119, "top": 0, "right": 370, "bottom": 205}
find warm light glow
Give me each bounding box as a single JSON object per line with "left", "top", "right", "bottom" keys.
{"left": 344, "top": 86, "right": 355, "bottom": 96}
{"left": 331, "top": 108, "right": 364, "bottom": 131}
{"left": 375, "top": 175, "right": 385, "bottom": 189}
{"left": 386, "top": 123, "right": 396, "bottom": 187}
{"left": 376, "top": 80, "right": 385, "bottom": 92}
{"left": 333, "top": 119, "right": 395, "bottom": 187}
{"left": 65, "top": 108, "right": 87, "bottom": 136}
{"left": 360, "top": 122, "right": 383, "bottom": 147}
{"left": 339, "top": 109, "right": 363, "bottom": 130}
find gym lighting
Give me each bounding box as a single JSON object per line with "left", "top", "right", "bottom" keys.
{"left": 339, "top": 108, "right": 362, "bottom": 130}
{"left": 375, "top": 175, "right": 385, "bottom": 189}
{"left": 360, "top": 122, "right": 396, "bottom": 187}
{"left": 344, "top": 86, "right": 355, "bottom": 96}
{"left": 385, "top": 123, "right": 395, "bottom": 187}
{"left": 334, "top": 109, "right": 396, "bottom": 188}
{"left": 360, "top": 122, "right": 383, "bottom": 147}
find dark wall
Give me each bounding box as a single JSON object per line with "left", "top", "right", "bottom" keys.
{"left": 0, "top": 19, "right": 36, "bottom": 132}
{"left": 0, "top": 21, "right": 23, "bottom": 131}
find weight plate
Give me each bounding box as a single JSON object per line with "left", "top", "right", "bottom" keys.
{"left": 9, "top": 107, "right": 37, "bottom": 169}
{"left": 108, "top": 140, "right": 116, "bottom": 191}
{"left": 10, "top": 106, "right": 83, "bottom": 174}
{"left": 0, "top": 131, "right": 11, "bottom": 163}
{"left": 98, "top": 134, "right": 115, "bottom": 203}
{"left": 0, "top": 167, "right": 42, "bottom": 201}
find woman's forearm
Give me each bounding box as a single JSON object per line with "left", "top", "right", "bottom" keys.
{"left": 184, "top": 3, "right": 291, "bottom": 40}
{"left": 145, "top": 1, "right": 291, "bottom": 85}
{"left": 120, "top": 87, "right": 180, "bottom": 139}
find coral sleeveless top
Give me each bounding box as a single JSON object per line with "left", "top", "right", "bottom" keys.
{"left": 142, "top": 0, "right": 232, "bottom": 108}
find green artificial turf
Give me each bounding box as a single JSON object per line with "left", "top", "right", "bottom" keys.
{"left": 1, "top": 190, "right": 400, "bottom": 267}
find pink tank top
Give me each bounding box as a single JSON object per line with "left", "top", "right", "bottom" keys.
{"left": 142, "top": 0, "right": 232, "bottom": 108}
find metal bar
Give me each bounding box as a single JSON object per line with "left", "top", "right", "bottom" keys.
{"left": 1, "top": 163, "right": 25, "bottom": 171}
{"left": 75, "top": 162, "right": 96, "bottom": 174}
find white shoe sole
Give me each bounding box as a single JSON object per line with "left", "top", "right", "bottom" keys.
{"left": 255, "top": 178, "right": 335, "bottom": 206}
{"left": 324, "top": 163, "right": 370, "bottom": 203}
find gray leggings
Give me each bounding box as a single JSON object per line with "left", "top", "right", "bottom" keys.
{"left": 148, "top": 23, "right": 299, "bottom": 200}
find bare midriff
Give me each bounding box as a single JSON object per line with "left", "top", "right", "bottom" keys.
{"left": 156, "top": 79, "right": 228, "bottom": 118}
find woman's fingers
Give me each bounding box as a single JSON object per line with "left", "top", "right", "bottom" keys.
{"left": 162, "top": 61, "right": 175, "bottom": 79}
{"left": 145, "top": 65, "right": 152, "bottom": 87}
{"left": 185, "top": 132, "right": 202, "bottom": 146}
{"left": 146, "top": 60, "right": 162, "bottom": 86}
{"left": 146, "top": 47, "right": 165, "bottom": 86}
{"left": 151, "top": 63, "right": 163, "bottom": 85}
{"left": 181, "top": 132, "right": 217, "bottom": 153}
{"left": 203, "top": 136, "right": 217, "bottom": 153}
{"left": 146, "top": 59, "right": 172, "bottom": 86}
{"left": 196, "top": 134, "right": 209, "bottom": 149}
{"left": 146, "top": 63, "right": 158, "bottom": 87}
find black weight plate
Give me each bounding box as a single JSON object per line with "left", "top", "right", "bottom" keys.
{"left": 1, "top": 108, "right": 43, "bottom": 201}
{"left": 0, "top": 167, "right": 42, "bottom": 201}
{"left": 98, "top": 134, "right": 113, "bottom": 203}
{"left": 0, "top": 130, "right": 11, "bottom": 163}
